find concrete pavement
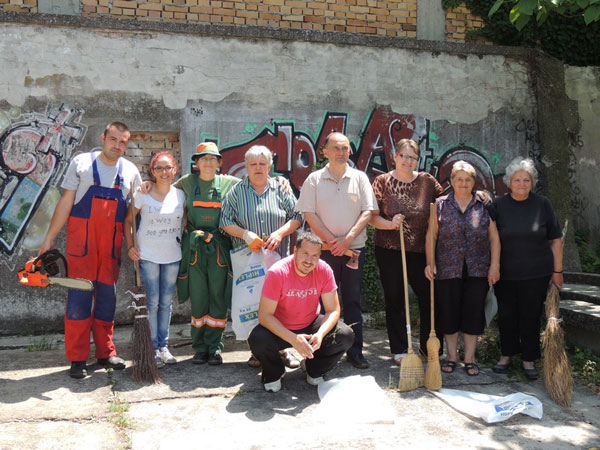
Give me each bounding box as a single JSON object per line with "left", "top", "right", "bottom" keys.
{"left": 1, "top": 324, "right": 599, "bottom": 450}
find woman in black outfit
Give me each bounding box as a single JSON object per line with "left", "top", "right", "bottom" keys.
{"left": 492, "top": 157, "right": 563, "bottom": 380}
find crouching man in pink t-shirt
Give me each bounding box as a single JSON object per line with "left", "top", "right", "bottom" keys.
{"left": 248, "top": 232, "right": 355, "bottom": 392}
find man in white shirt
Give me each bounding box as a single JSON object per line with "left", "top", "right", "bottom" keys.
{"left": 39, "top": 122, "right": 142, "bottom": 379}
{"left": 296, "top": 132, "right": 378, "bottom": 369}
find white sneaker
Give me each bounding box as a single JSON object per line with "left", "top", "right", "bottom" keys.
{"left": 300, "top": 359, "right": 324, "bottom": 386}
{"left": 264, "top": 372, "right": 285, "bottom": 393}
{"left": 154, "top": 349, "right": 165, "bottom": 369}
{"left": 159, "top": 347, "right": 177, "bottom": 365}
{"left": 393, "top": 353, "right": 407, "bottom": 365}
{"left": 306, "top": 372, "right": 324, "bottom": 386}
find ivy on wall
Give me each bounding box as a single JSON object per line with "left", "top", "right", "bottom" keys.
{"left": 361, "top": 226, "right": 385, "bottom": 312}
{"left": 443, "top": 0, "right": 600, "bottom": 66}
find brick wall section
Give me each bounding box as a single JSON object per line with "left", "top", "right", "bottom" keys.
{"left": 1, "top": 0, "right": 37, "bottom": 13}
{"left": 445, "top": 2, "right": 489, "bottom": 44}
{"left": 0, "top": 1, "right": 491, "bottom": 43}
{"left": 83, "top": 0, "right": 419, "bottom": 37}
{"left": 0, "top": 0, "right": 418, "bottom": 37}
{"left": 128, "top": 131, "right": 181, "bottom": 181}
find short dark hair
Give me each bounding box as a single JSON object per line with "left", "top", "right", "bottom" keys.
{"left": 295, "top": 231, "right": 323, "bottom": 249}
{"left": 103, "top": 121, "right": 130, "bottom": 136}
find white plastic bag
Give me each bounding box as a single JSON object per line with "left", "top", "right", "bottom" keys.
{"left": 316, "top": 375, "right": 396, "bottom": 424}
{"left": 484, "top": 286, "right": 498, "bottom": 326}
{"left": 230, "top": 247, "right": 280, "bottom": 340}
{"left": 431, "top": 388, "right": 543, "bottom": 423}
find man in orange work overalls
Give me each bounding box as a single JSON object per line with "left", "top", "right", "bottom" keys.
{"left": 39, "top": 122, "right": 142, "bottom": 379}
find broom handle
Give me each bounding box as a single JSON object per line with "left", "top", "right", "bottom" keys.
{"left": 130, "top": 182, "right": 142, "bottom": 287}
{"left": 399, "top": 221, "right": 412, "bottom": 351}
{"left": 429, "top": 203, "right": 436, "bottom": 330}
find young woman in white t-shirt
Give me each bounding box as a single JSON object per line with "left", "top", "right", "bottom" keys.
{"left": 124, "top": 152, "right": 185, "bottom": 368}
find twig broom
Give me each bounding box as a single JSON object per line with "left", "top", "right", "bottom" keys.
{"left": 542, "top": 219, "right": 572, "bottom": 406}
{"left": 398, "top": 221, "right": 425, "bottom": 391}
{"left": 542, "top": 283, "right": 572, "bottom": 407}
{"left": 128, "top": 183, "right": 161, "bottom": 384}
{"left": 424, "top": 203, "right": 442, "bottom": 391}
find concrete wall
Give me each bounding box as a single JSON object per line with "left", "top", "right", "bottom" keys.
{"left": 565, "top": 65, "right": 600, "bottom": 238}
{"left": 0, "top": 14, "right": 546, "bottom": 334}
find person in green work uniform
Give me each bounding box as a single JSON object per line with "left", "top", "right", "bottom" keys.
{"left": 175, "top": 142, "right": 240, "bottom": 366}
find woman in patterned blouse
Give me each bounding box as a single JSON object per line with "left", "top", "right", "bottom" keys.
{"left": 370, "top": 138, "right": 445, "bottom": 365}
{"left": 425, "top": 161, "right": 500, "bottom": 376}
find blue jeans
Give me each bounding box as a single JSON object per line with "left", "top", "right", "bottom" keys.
{"left": 139, "top": 260, "right": 179, "bottom": 350}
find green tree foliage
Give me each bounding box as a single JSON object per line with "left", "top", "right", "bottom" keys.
{"left": 443, "top": 0, "right": 600, "bottom": 65}
{"left": 490, "top": 0, "right": 600, "bottom": 29}
{"left": 574, "top": 230, "right": 600, "bottom": 273}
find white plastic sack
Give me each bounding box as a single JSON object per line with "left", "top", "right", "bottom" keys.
{"left": 432, "top": 388, "right": 543, "bottom": 423}
{"left": 230, "top": 247, "right": 280, "bottom": 340}
{"left": 316, "top": 375, "right": 396, "bottom": 424}
{"left": 484, "top": 286, "right": 498, "bottom": 326}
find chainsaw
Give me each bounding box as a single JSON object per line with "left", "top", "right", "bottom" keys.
{"left": 18, "top": 250, "right": 94, "bottom": 291}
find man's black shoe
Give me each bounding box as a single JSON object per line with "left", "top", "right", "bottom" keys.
{"left": 192, "top": 352, "right": 209, "bottom": 365}
{"left": 97, "top": 356, "right": 126, "bottom": 370}
{"left": 207, "top": 353, "right": 223, "bottom": 366}
{"left": 346, "top": 353, "right": 369, "bottom": 369}
{"left": 69, "top": 361, "right": 88, "bottom": 379}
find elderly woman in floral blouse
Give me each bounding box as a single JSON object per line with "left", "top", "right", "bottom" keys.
{"left": 425, "top": 161, "right": 500, "bottom": 376}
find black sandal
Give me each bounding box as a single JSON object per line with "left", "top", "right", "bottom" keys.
{"left": 464, "top": 363, "right": 480, "bottom": 376}
{"left": 523, "top": 367, "right": 539, "bottom": 380}
{"left": 492, "top": 363, "right": 510, "bottom": 374}
{"left": 441, "top": 360, "right": 457, "bottom": 373}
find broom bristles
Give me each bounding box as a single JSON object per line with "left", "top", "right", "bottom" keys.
{"left": 542, "top": 283, "right": 572, "bottom": 407}
{"left": 130, "top": 291, "right": 161, "bottom": 384}
{"left": 398, "top": 349, "right": 424, "bottom": 391}
{"left": 424, "top": 333, "right": 442, "bottom": 391}
{"left": 545, "top": 284, "right": 560, "bottom": 317}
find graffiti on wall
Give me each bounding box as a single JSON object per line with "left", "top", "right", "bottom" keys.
{"left": 0, "top": 104, "right": 512, "bottom": 268}
{"left": 203, "top": 106, "right": 507, "bottom": 196}
{"left": 0, "top": 104, "right": 86, "bottom": 267}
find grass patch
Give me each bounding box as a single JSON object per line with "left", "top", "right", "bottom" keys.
{"left": 106, "top": 369, "right": 133, "bottom": 450}
{"left": 367, "top": 311, "right": 387, "bottom": 330}
{"left": 568, "top": 346, "right": 600, "bottom": 391}
{"left": 387, "top": 371, "right": 397, "bottom": 389}
{"left": 25, "top": 336, "right": 56, "bottom": 352}
{"left": 474, "top": 320, "right": 600, "bottom": 388}
{"left": 475, "top": 319, "right": 502, "bottom": 366}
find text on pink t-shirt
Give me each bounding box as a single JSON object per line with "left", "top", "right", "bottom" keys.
{"left": 261, "top": 256, "right": 337, "bottom": 330}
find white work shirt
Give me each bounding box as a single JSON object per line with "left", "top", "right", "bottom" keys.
{"left": 296, "top": 164, "right": 377, "bottom": 249}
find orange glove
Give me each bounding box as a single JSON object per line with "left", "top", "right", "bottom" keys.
{"left": 243, "top": 230, "right": 264, "bottom": 252}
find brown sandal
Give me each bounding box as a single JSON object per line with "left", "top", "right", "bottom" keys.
{"left": 247, "top": 355, "right": 261, "bottom": 368}
{"left": 441, "top": 360, "right": 457, "bottom": 373}
{"left": 464, "top": 363, "right": 480, "bottom": 376}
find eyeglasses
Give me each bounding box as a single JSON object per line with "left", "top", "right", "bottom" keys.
{"left": 198, "top": 156, "right": 219, "bottom": 163}
{"left": 396, "top": 153, "right": 419, "bottom": 162}
{"left": 153, "top": 165, "right": 174, "bottom": 172}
